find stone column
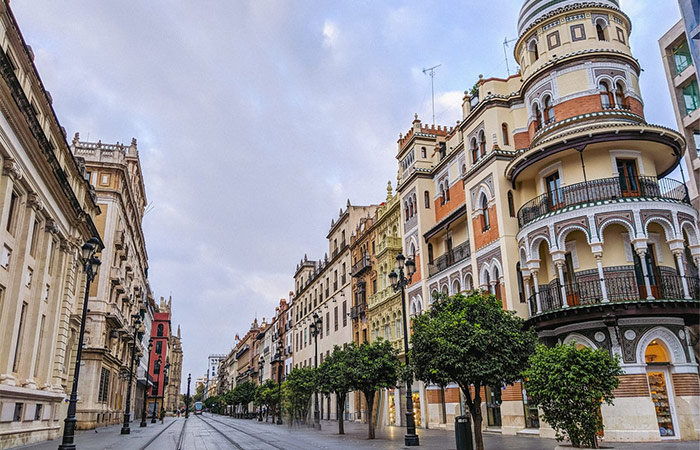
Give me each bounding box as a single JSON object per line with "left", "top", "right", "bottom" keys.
{"left": 553, "top": 259, "right": 569, "bottom": 308}
{"left": 634, "top": 248, "right": 654, "bottom": 300}
{"left": 531, "top": 270, "right": 542, "bottom": 313}
{"left": 594, "top": 253, "right": 609, "bottom": 302}
{"left": 673, "top": 250, "right": 691, "bottom": 300}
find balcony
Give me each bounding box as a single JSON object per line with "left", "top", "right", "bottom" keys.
{"left": 350, "top": 303, "right": 366, "bottom": 320}
{"left": 106, "top": 303, "right": 126, "bottom": 329}
{"left": 114, "top": 230, "right": 124, "bottom": 250}
{"left": 528, "top": 273, "right": 700, "bottom": 317}
{"left": 369, "top": 285, "right": 398, "bottom": 308}
{"left": 376, "top": 236, "right": 402, "bottom": 256}
{"left": 517, "top": 176, "right": 690, "bottom": 229}
{"left": 427, "top": 241, "right": 471, "bottom": 277}
{"left": 351, "top": 254, "right": 371, "bottom": 277}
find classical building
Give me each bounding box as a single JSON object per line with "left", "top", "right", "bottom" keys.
{"left": 659, "top": 5, "right": 700, "bottom": 212}
{"left": 263, "top": 297, "right": 290, "bottom": 389}
{"left": 69, "top": 136, "right": 150, "bottom": 429}
{"left": 366, "top": 183, "right": 407, "bottom": 428}
{"left": 395, "top": 0, "right": 700, "bottom": 442}
{"left": 292, "top": 201, "right": 377, "bottom": 421}
{"left": 0, "top": 3, "right": 101, "bottom": 448}
{"left": 164, "top": 324, "right": 183, "bottom": 414}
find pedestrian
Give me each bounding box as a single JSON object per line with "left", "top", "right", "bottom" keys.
{"left": 177, "top": 409, "right": 181, "bottom": 418}
{"left": 160, "top": 407, "right": 165, "bottom": 424}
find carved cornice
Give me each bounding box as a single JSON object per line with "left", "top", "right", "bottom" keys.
{"left": 2, "top": 157, "right": 22, "bottom": 181}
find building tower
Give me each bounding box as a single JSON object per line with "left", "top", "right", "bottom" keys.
{"left": 511, "top": 0, "right": 699, "bottom": 441}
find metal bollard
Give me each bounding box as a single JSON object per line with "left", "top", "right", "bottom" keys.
{"left": 454, "top": 412, "right": 474, "bottom": 450}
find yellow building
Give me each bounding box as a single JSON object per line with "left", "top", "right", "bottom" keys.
{"left": 0, "top": 3, "right": 101, "bottom": 448}
{"left": 165, "top": 325, "right": 183, "bottom": 414}
{"left": 396, "top": 0, "right": 700, "bottom": 442}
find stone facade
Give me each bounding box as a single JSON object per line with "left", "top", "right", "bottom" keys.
{"left": 164, "top": 325, "right": 183, "bottom": 414}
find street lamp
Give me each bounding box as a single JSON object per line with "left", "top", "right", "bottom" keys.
{"left": 271, "top": 337, "right": 284, "bottom": 425}
{"left": 389, "top": 253, "right": 420, "bottom": 447}
{"left": 58, "top": 237, "right": 101, "bottom": 450}
{"left": 309, "top": 312, "right": 322, "bottom": 429}
{"left": 121, "top": 314, "right": 143, "bottom": 434}
{"left": 140, "top": 339, "right": 153, "bottom": 427}
{"left": 258, "top": 355, "right": 265, "bottom": 421}
{"left": 185, "top": 373, "right": 191, "bottom": 418}
{"left": 151, "top": 356, "right": 162, "bottom": 423}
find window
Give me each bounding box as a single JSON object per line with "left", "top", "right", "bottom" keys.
{"left": 98, "top": 367, "right": 110, "bottom": 403}
{"left": 516, "top": 262, "right": 525, "bottom": 303}
{"left": 694, "top": 132, "right": 700, "bottom": 156}
{"left": 471, "top": 138, "right": 478, "bottom": 163}
{"left": 26, "top": 267, "right": 33, "bottom": 287}
{"left": 570, "top": 24, "right": 586, "bottom": 41}
{"left": 673, "top": 40, "right": 692, "bottom": 75}
{"left": 599, "top": 81, "right": 613, "bottom": 108}
{"left": 615, "top": 82, "right": 626, "bottom": 108}
{"left": 34, "top": 404, "right": 42, "bottom": 421}
{"left": 547, "top": 31, "right": 560, "bottom": 50}
{"left": 543, "top": 95, "right": 555, "bottom": 124}
{"left": 6, "top": 191, "right": 19, "bottom": 234}
{"left": 533, "top": 103, "right": 542, "bottom": 130}
{"left": 2, "top": 245, "right": 12, "bottom": 269}
{"left": 334, "top": 306, "right": 338, "bottom": 331}
{"left": 481, "top": 196, "right": 490, "bottom": 231}
{"left": 501, "top": 123, "right": 509, "bottom": 145}
{"left": 326, "top": 312, "right": 330, "bottom": 334}
{"left": 616, "top": 27, "right": 626, "bottom": 44}
{"left": 507, "top": 191, "right": 515, "bottom": 217}
{"left": 528, "top": 39, "right": 539, "bottom": 62}
{"left": 428, "top": 243, "right": 434, "bottom": 264}
{"left": 479, "top": 130, "right": 486, "bottom": 157}
{"left": 157, "top": 324, "right": 164, "bottom": 336}
{"left": 155, "top": 341, "right": 162, "bottom": 354}
{"left": 29, "top": 219, "right": 40, "bottom": 257}
{"left": 421, "top": 146, "right": 426, "bottom": 158}
{"left": 546, "top": 172, "right": 563, "bottom": 207}
{"left": 34, "top": 315, "right": 45, "bottom": 378}
{"left": 13, "top": 403, "right": 23, "bottom": 422}
{"left": 596, "top": 23, "right": 607, "bottom": 41}
{"left": 683, "top": 80, "right": 700, "bottom": 114}
{"left": 47, "top": 240, "right": 56, "bottom": 275}
{"left": 342, "top": 301, "right": 347, "bottom": 327}
{"left": 12, "top": 302, "right": 26, "bottom": 372}
{"left": 424, "top": 191, "right": 430, "bottom": 209}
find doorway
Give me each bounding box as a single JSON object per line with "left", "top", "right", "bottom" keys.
{"left": 485, "top": 386, "right": 502, "bottom": 427}
{"left": 617, "top": 159, "right": 640, "bottom": 197}
{"left": 633, "top": 244, "right": 661, "bottom": 298}
{"left": 645, "top": 340, "right": 678, "bottom": 438}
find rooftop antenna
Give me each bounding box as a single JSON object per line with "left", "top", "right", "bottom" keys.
{"left": 422, "top": 64, "right": 441, "bottom": 124}
{"left": 503, "top": 37, "right": 517, "bottom": 76}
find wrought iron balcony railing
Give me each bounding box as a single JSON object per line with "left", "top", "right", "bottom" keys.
{"left": 427, "top": 241, "right": 471, "bottom": 277}
{"left": 352, "top": 254, "right": 371, "bottom": 277}
{"left": 517, "top": 176, "right": 690, "bottom": 228}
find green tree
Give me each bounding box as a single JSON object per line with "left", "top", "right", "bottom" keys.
{"left": 282, "top": 367, "right": 316, "bottom": 424}
{"left": 350, "top": 339, "right": 400, "bottom": 439}
{"left": 317, "top": 344, "right": 356, "bottom": 434}
{"left": 254, "top": 379, "right": 281, "bottom": 422}
{"left": 192, "top": 383, "right": 205, "bottom": 403}
{"left": 523, "top": 344, "right": 623, "bottom": 448}
{"left": 411, "top": 291, "right": 537, "bottom": 450}
{"left": 233, "top": 381, "right": 257, "bottom": 416}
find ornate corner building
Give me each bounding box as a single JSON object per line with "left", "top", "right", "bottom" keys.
{"left": 393, "top": 0, "right": 700, "bottom": 442}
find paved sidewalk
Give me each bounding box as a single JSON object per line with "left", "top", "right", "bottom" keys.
{"left": 9, "top": 417, "right": 183, "bottom": 450}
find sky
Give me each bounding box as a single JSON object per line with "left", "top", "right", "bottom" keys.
{"left": 11, "top": 0, "right": 683, "bottom": 391}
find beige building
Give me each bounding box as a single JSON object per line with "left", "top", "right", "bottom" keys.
{"left": 164, "top": 325, "right": 183, "bottom": 414}
{"left": 660, "top": 17, "right": 700, "bottom": 212}
{"left": 0, "top": 3, "right": 101, "bottom": 448}
{"left": 395, "top": 0, "right": 700, "bottom": 442}
{"left": 70, "top": 136, "right": 150, "bottom": 429}
{"left": 292, "top": 201, "right": 376, "bottom": 421}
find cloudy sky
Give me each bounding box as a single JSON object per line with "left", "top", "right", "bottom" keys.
{"left": 12, "top": 0, "right": 683, "bottom": 390}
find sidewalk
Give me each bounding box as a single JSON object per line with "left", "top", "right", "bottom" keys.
{"left": 9, "top": 418, "right": 182, "bottom": 450}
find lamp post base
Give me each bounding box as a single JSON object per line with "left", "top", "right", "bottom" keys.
{"left": 120, "top": 427, "right": 131, "bottom": 435}
{"left": 404, "top": 433, "right": 420, "bottom": 446}
{"left": 139, "top": 420, "right": 147, "bottom": 427}
{"left": 57, "top": 445, "right": 76, "bottom": 450}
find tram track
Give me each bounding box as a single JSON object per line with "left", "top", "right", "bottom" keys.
{"left": 138, "top": 418, "right": 183, "bottom": 450}
{"left": 195, "top": 414, "right": 246, "bottom": 449}
{"left": 197, "top": 413, "right": 293, "bottom": 450}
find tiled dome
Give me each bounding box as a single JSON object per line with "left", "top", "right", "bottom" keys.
{"left": 517, "top": 0, "right": 620, "bottom": 35}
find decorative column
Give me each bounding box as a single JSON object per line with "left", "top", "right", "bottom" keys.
{"left": 552, "top": 255, "right": 569, "bottom": 308}
{"left": 522, "top": 272, "right": 532, "bottom": 301}
{"left": 591, "top": 244, "right": 609, "bottom": 303}
{"left": 530, "top": 266, "right": 542, "bottom": 313}
{"left": 672, "top": 250, "right": 691, "bottom": 300}
{"left": 634, "top": 246, "right": 654, "bottom": 300}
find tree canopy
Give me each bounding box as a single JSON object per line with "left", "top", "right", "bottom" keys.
{"left": 523, "top": 343, "right": 623, "bottom": 448}
{"left": 317, "top": 343, "right": 357, "bottom": 434}
{"left": 282, "top": 367, "right": 317, "bottom": 424}
{"left": 411, "top": 291, "right": 537, "bottom": 450}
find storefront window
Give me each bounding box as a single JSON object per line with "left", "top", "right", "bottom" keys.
{"left": 412, "top": 392, "right": 422, "bottom": 427}
{"left": 388, "top": 392, "right": 396, "bottom": 425}
{"left": 683, "top": 80, "right": 700, "bottom": 115}
{"left": 522, "top": 386, "right": 540, "bottom": 428}
{"left": 485, "top": 385, "right": 502, "bottom": 427}
{"left": 645, "top": 340, "right": 676, "bottom": 437}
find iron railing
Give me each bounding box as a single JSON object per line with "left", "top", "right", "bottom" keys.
{"left": 528, "top": 273, "right": 700, "bottom": 315}
{"left": 350, "top": 303, "right": 366, "bottom": 320}
{"left": 427, "top": 241, "right": 471, "bottom": 277}
{"left": 518, "top": 176, "right": 690, "bottom": 228}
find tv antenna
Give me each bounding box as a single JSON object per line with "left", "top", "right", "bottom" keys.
{"left": 422, "top": 64, "right": 441, "bottom": 124}
{"left": 503, "top": 37, "right": 517, "bottom": 76}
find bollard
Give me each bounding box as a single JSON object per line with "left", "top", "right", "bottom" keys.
{"left": 454, "top": 412, "right": 474, "bottom": 450}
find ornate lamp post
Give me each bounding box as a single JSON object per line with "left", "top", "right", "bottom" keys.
{"left": 58, "top": 237, "right": 101, "bottom": 450}
{"left": 140, "top": 339, "right": 153, "bottom": 427}
{"left": 309, "top": 312, "right": 322, "bottom": 429}
{"left": 271, "top": 337, "right": 284, "bottom": 425}
{"left": 151, "top": 356, "right": 162, "bottom": 423}
{"left": 185, "top": 373, "right": 191, "bottom": 418}
{"left": 389, "top": 253, "right": 420, "bottom": 447}
{"left": 121, "top": 315, "right": 143, "bottom": 434}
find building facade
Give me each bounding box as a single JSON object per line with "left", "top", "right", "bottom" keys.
{"left": 147, "top": 298, "right": 170, "bottom": 418}
{"left": 164, "top": 324, "right": 183, "bottom": 414}
{"left": 393, "top": 0, "right": 700, "bottom": 442}
{"left": 0, "top": 3, "right": 102, "bottom": 447}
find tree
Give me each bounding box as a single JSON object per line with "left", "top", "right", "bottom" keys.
{"left": 192, "top": 383, "right": 205, "bottom": 403}
{"left": 255, "top": 379, "right": 281, "bottom": 422}
{"left": 282, "top": 367, "right": 316, "bottom": 424}
{"left": 235, "top": 381, "right": 257, "bottom": 417}
{"left": 317, "top": 344, "right": 356, "bottom": 434}
{"left": 523, "top": 344, "right": 623, "bottom": 448}
{"left": 411, "top": 291, "right": 538, "bottom": 450}
{"left": 350, "top": 339, "right": 400, "bottom": 439}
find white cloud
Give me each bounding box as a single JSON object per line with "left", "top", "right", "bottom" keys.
{"left": 322, "top": 20, "right": 339, "bottom": 49}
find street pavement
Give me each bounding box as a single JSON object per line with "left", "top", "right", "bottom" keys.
{"left": 9, "top": 413, "right": 700, "bottom": 449}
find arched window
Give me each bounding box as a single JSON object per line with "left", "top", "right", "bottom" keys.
{"left": 155, "top": 341, "right": 162, "bottom": 354}
{"left": 479, "top": 130, "right": 486, "bottom": 157}
{"left": 533, "top": 103, "right": 542, "bottom": 130}
{"left": 596, "top": 23, "right": 606, "bottom": 41}
{"left": 529, "top": 40, "right": 539, "bottom": 62}
{"left": 493, "top": 267, "right": 502, "bottom": 300}
{"left": 428, "top": 243, "right": 434, "bottom": 264}
{"left": 452, "top": 279, "right": 461, "bottom": 294}
{"left": 471, "top": 138, "right": 479, "bottom": 164}
{"left": 441, "top": 285, "right": 449, "bottom": 296}
{"left": 404, "top": 201, "right": 409, "bottom": 219}
{"left": 445, "top": 181, "right": 450, "bottom": 201}
{"left": 440, "top": 185, "right": 446, "bottom": 205}
{"left": 501, "top": 123, "right": 509, "bottom": 145}
{"left": 516, "top": 262, "right": 525, "bottom": 303}
{"left": 157, "top": 324, "right": 164, "bottom": 337}
{"left": 481, "top": 195, "right": 490, "bottom": 231}
{"left": 543, "top": 95, "right": 555, "bottom": 124}
{"left": 409, "top": 197, "right": 414, "bottom": 217}
{"left": 599, "top": 81, "right": 613, "bottom": 108}
{"left": 507, "top": 191, "right": 515, "bottom": 217}
{"left": 615, "top": 82, "right": 626, "bottom": 108}
{"left": 421, "top": 147, "right": 426, "bottom": 158}
{"left": 424, "top": 191, "right": 430, "bottom": 209}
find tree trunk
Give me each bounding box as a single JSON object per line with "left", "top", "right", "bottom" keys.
{"left": 366, "top": 391, "right": 375, "bottom": 439}
{"left": 471, "top": 387, "right": 484, "bottom": 450}
{"left": 337, "top": 393, "right": 345, "bottom": 434}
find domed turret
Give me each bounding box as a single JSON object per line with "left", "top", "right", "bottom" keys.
{"left": 517, "top": 0, "right": 621, "bottom": 36}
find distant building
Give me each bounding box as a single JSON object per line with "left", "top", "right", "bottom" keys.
{"left": 148, "top": 297, "right": 172, "bottom": 417}
{"left": 164, "top": 325, "right": 183, "bottom": 414}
